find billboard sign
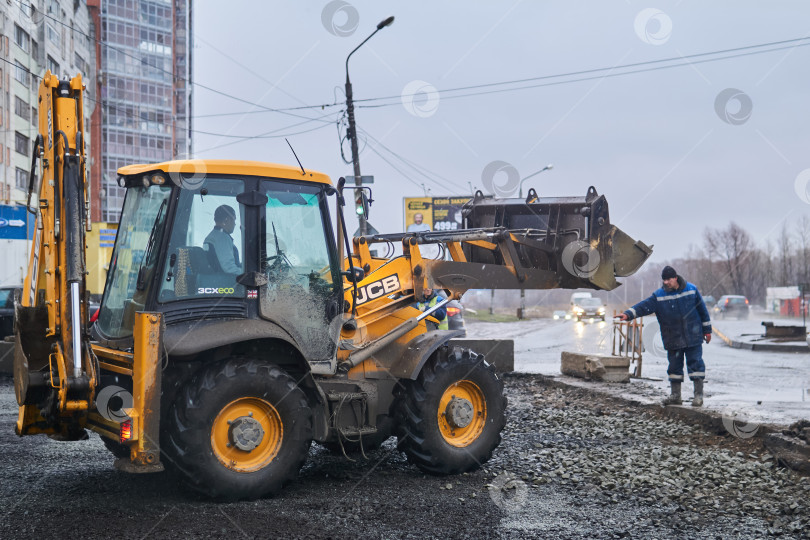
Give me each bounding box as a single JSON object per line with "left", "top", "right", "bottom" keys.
{"left": 403, "top": 196, "right": 470, "bottom": 233}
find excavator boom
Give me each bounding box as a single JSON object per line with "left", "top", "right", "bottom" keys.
{"left": 14, "top": 71, "right": 96, "bottom": 437}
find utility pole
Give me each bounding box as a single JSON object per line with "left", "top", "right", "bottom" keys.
{"left": 344, "top": 16, "right": 394, "bottom": 237}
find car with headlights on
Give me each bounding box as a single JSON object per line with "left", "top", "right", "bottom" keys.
{"left": 572, "top": 297, "right": 606, "bottom": 321}
{"left": 713, "top": 295, "right": 749, "bottom": 319}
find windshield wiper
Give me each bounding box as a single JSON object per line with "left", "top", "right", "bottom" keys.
{"left": 268, "top": 221, "right": 293, "bottom": 268}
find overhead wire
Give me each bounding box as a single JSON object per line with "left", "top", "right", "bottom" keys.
{"left": 9, "top": 4, "right": 810, "bottom": 170}
{"left": 185, "top": 116, "right": 342, "bottom": 139}
{"left": 20, "top": 1, "right": 808, "bottom": 121}
{"left": 192, "top": 33, "right": 318, "bottom": 113}
{"left": 357, "top": 128, "right": 468, "bottom": 194}
{"left": 367, "top": 132, "right": 467, "bottom": 191}
{"left": 2, "top": 56, "right": 341, "bottom": 147}
{"left": 192, "top": 114, "right": 341, "bottom": 155}
{"left": 356, "top": 38, "right": 810, "bottom": 109}
{"left": 13, "top": 1, "right": 810, "bottom": 119}
{"left": 90, "top": 34, "right": 810, "bottom": 118}
{"left": 79, "top": 89, "right": 341, "bottom": 143}
{"left": 14, "top": 0, "right": 340, "bottom": 121}
{"left": 362, "top": 143, "right": 425, "bottom": 191}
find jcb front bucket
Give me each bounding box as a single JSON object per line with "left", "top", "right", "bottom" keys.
{"left": 461, "top": 186, "right": 652, "bottom": 291}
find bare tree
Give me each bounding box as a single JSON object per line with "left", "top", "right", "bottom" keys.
{"left": 778, "top": 222, "right": 794, "bottom": 286}
{"left": 762, "top": 238, "right": 775, "bottom": 286}
{"left": 703, "top": 222, "right": 754, "bottom": 295}
{"left": 796, "top": 215, "right": 810, "bottom": 287}
{"left": 680, "top": 245, "right": 722, "bottom": 298}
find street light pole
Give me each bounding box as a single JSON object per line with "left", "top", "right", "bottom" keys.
{"left": 518, "top": 163, "right": 554, "bottom": 319}
{"left": 518, "top": 163, "right": 553, "bottom": 199}
{"left": 345, "top": 16, "right": 394, "bottom": 237}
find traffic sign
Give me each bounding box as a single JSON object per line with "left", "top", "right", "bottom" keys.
{"left": 345, "top": 175, "right": 374, "bottom": 184}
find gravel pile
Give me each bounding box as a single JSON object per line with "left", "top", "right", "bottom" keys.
{"left": 1, "top": 374, "right": 808, "bottom": 539}
{"left": 483, "top": 374, "right": 810, "bottom": 538}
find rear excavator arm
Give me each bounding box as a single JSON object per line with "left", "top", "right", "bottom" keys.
{"left": 14, "top": 71, "right": 97, "bottom": 437}
{"left": 14, "top": 72, "right": 163, "bottom": 469}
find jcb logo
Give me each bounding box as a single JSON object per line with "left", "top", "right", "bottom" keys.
{"left": 355, "top": 275, "right": 400, "bottom": 305}
{"left": 197, "top": 287, "right": 236, "bottom": 295}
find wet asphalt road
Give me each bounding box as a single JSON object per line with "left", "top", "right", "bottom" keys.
{"left": 466, "top": 315, "right": 810, "bottom": 425}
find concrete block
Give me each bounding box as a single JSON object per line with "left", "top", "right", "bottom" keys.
{"left": 451, "top": 339, "right": 514, "bottom": 373}
{"left": 561, "top": 351, "right": 630, "bottom": 383}
{"left": 764, "top": 433, "right": 810, "bottom": 473}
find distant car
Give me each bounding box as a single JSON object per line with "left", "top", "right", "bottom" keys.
{"left": 713, "top": 295, "right": 749, "bottom": 319}
{"left": 552, "top": 310, "right": 568, "bottom": 320}
{"left": 446, "top": 300, "right": 466, "bottom": 335}
{"left": 572, "top": 297, "right": 606, "bottom": 321}
{"left": 569, "top": 292, "right": 593, "bottom": 311}
{"left": 0, "top": 286, "right": 21, "bottom": 339}
{"left": 703, "top": 295, "right": 716, "bottom": 308}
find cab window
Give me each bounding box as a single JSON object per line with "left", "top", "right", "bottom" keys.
{"left": 159, "top": 178, "right": 246, "bottom": 302}
{"left": 261, "top": 183, "right": 335, "bottom": 290}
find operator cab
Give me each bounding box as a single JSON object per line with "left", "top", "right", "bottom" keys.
{"left": 93, "top": 161, "right": 343, "bottom": 365}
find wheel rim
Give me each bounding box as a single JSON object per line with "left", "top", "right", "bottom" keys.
{"left": 211, "top": 397, "right": 283, "bottom": 472}
{"left": 438, "top": 380, "right": 487, "bottom": 448}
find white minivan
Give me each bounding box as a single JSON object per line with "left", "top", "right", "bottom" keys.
{"left": 569, "top": 292, "right": 592, "bottom": 309}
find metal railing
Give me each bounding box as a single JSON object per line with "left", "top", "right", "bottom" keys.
{"left": 612, "top": 312, "right": 644, "bottom": 378}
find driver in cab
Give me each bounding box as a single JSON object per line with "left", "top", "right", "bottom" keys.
{"left": 205, "top": 205, "right": 241, "bottom": 275}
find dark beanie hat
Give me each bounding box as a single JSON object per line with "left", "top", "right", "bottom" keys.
{"left": 661, "top": 266, "right": 677, "bottom": 280}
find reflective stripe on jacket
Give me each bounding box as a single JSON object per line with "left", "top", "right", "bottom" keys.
{"left": 624, "top": 277, "right": 712, "bottom": 350}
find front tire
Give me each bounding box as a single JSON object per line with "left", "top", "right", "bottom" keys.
{"left": 165, "top": 358, "right": 312, "bottom": 500}
{"left": 396, "top": 346, "right": 506, "bottom": 475}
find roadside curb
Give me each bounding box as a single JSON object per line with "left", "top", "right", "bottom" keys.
{"left": 513, "top": 372, "right": 810, "bottom": 474}
{"left": 713, "top": 327, "right": 809, "bottom": 353}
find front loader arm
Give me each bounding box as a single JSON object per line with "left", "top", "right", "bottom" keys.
{"left": 336, "top": 187, "right": 652, "bottom": 374}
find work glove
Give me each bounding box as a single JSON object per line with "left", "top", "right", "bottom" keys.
{"left": 616, "top": 313, "right": 629, "bottom": 321}
{"left": 704, "top": 333, "right": 712, "bottom": 344}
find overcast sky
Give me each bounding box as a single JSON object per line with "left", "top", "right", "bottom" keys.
{"left": 193, "top": 1, "right": 810, "bottom": 264}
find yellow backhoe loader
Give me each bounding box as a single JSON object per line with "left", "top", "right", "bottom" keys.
{"left": 13, "top": 72, "right": 653, "bottom": 500}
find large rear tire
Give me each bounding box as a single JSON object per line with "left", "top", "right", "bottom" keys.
{"left": 396, "top": 346, "right": 506, "bottom": 475}
{"left": 164, "top": 358, "right": 312, "bottom": 500}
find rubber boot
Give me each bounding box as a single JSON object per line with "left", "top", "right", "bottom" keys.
{"left": 662, "top": 381, "right": 682, "bottom": 405}
{"left": 692, "top": 379, "right": 704, "bottom": 407}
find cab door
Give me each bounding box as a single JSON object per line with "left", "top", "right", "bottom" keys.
{"left": 257, "top": 179, "right": 342, "bottom": 372}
